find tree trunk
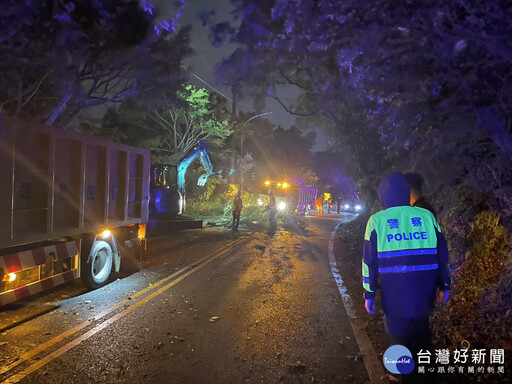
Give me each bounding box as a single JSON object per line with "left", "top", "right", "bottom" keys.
{"left": 46, "top": 83, "right": 73, "bottom": 127}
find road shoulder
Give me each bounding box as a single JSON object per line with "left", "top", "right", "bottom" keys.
{"left": 333, "top": 215, "right": 392, "bottom": 383}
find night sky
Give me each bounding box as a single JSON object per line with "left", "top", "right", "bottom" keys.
{"left": 172, "top": 0, "right": 330, "bottom": 150}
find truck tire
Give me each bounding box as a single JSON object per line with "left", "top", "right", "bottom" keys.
{"left": 82, "top": 240, "right": 113, "bottom": 289}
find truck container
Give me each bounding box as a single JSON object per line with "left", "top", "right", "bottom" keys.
{"left": 0, "top": 116, "right": 150, "bottom": 306}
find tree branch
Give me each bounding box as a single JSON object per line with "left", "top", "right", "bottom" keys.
{"left": 269, "top": 95, "right": 321, "bottom": 117}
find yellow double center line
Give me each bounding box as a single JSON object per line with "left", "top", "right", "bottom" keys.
{"left": 1, "top": 235, "right": 251, "bottom": 383}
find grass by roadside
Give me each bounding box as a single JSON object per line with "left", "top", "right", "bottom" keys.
{"left": 333, "top": 213, "right": 512, "bottom": 384}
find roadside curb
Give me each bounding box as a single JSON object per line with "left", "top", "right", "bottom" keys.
{"left": 329, "top": 221, "right": 388, "bottom": 384}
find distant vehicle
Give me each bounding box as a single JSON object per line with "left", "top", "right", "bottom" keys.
{"left": 341, "top": 201, "right": 364, "bottom": 213}
{"left": 260, "top": 178, "right": 317, "bottom": 215}
{"left": 0, "top": 116, "right": 149, "bottom": 306}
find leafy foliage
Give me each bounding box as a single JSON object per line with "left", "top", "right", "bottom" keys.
{"left": 185, "top": 194, "right": 226, "bottom": 218}
{"left": 0, "top": 0, "right": 191, "bottom": 128}
{"left": 222, "top": 192, "right": 266, "bottom": 225}
{"left": 186, "top": 166, "right": 221, "bottom": 201}
{"left": 142, "top": 85, "right": 232, "bottom": 164}
{"left": 211, "top": 0, "right": 512, "bottom": 196}
{"left": 431, "top": 211, "right": 512, "bottom": 382}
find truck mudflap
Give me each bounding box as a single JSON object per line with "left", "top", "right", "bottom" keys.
{"left": 0, "top": 240, "right": 80, "bottom": 307}
{"left": 117, "top": 237, "right": 143, "bottom": 272}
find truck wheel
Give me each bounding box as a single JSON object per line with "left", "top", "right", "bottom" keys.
{"left": 82, "top": 240, "right": 113, "bottom": 289}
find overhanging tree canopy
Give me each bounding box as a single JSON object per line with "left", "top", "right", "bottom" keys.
{"left": 211, "top": 0, "right": 512, "bottom": 183}
{"left": 0, "top": 0, "right": 192, "bottom": 128}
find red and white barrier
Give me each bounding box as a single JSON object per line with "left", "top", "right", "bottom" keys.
{"left": 0, "top": 240, "right": 80, "bottom": 307}
{"left": 0, "top": 240, "right": 79, "bottom": 275}
{"left": 0, "top": 270, "right": 78, "bottom": 307}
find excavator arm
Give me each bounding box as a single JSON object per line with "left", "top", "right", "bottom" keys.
{"left": 177, "top": 140, "right": 217, "bottom": 194}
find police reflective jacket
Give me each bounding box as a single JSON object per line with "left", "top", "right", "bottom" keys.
{"left": 362, "top": 173, "right": 451, "bottom": 318}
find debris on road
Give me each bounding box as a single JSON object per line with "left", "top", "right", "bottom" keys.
{"left": 288, "top": 360, "right": 306, "bottom": 374}
{"left": 209, "top": 316, "right": 220, "bottom": 323}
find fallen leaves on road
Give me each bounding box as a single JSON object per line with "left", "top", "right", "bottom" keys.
{"left": 209, "top": 316, "right": 220, "bottom": 323}
{"left": 0, "top": 341, "right": 7, "bottom": 346}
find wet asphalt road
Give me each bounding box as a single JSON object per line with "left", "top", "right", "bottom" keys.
{"left": 0, "top": 214, "right": 369, "bottom": 384}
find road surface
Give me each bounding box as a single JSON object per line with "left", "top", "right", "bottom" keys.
{"left": 0, "top": 214, "right": 373, "bottom": 384}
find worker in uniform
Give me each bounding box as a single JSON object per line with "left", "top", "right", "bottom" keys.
{"left": 362, "top": 174, "right": 451, "bottom": 368}
{"left": 336, "top": 195, "right": 342, "bottom": 214}
{"left": 315, "top": 196, "right": 323, "bottom": 216}
{"left": 232, "top": 190, "right": 243, "bottom": 231}
{"left": 268, "top": 189, "right": 277, "bottom": 229}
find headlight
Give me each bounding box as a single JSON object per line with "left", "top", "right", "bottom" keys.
{"left": 344, "top": 204, "right": 350, "bottom": 209}
{"left": 257, "top": 199, "right": 263, "bottom": 206}
{"left": 355, "top": 205, "right": 362, "bottom": 211}
{"left": 278, "top": 202, "right": 286, "bottom": 211}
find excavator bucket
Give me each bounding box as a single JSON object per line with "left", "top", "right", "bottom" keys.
{"left": 197, "top": 172, "right": 215, "bottom": 186}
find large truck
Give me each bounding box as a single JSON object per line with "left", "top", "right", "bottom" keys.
{"left": 0, "top": 116, "right": 150, "bottom": 307}
{"left": 261, "top": 178, "right": 317, "bottom": 215}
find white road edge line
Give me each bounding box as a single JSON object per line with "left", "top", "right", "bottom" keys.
{"left": 329, "top": 221, "right": 388, "bottom": 384}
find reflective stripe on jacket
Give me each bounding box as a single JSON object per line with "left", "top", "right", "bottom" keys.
{"left": 362, "top": 206, "right": 451, "bottom": 318}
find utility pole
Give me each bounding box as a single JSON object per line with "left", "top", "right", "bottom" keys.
{"left": 239, "top": 112, "right": 273, "bottom": 192}
{"left": 229, "top": 86, "right": 237, "bottom": 186}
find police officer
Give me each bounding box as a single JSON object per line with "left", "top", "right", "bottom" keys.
{"left": 362, "top": 174, "right": 451, "bottom": 359}
{"left": 404, "top": 172, "right": 437, "bottom": 217}
{"left": 268, "top": 189, "right": 277, "bottom": 229}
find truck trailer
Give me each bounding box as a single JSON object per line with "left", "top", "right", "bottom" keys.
{"left": 0, "top": 116, "right": 150, "bottom": 307}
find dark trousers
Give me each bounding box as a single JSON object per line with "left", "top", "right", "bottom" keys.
{"left": 384, "top": 315, "right": 436, "bottom": 384}
{"left": 232, "top": 211, "right": 240, "bottom": 230}
{"left": 269, "top": 209, "right": 276, "bottom": 228}
{"left": 384, "top": 315, "right": 432, "bottom": 352}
